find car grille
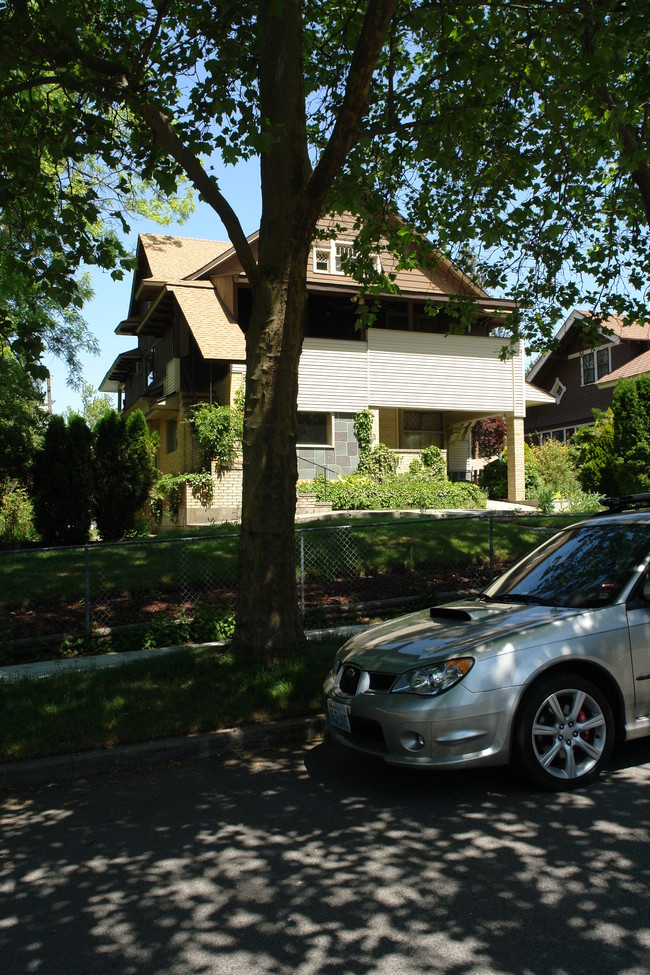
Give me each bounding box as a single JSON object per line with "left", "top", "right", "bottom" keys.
{"left": 339, "top": 665, "right": 397, "bottom": 695}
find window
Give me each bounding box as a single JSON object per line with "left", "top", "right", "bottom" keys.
{"left": 401, "top": 411, "right": 444, "bottom": 449}
{"left": 550, "top": 378, "right": 566, "bottom": 403}
{"left": 312, "top": 241, "right": 381, "bottom": 275}
{"left": 581, "top": 347, "right": 611, "bottom": 385}
{"left": 297, "top": 412, "right": 331, "bottom": 446}
{"left": 335, "top": 243, "right": 353, "bottom": 272}
{"left": 166, "top": 419, "right": 177, "bottom": 454}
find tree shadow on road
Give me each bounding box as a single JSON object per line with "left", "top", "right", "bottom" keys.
{"left": 2, "top": 735, "right": 649, "bottom": 975}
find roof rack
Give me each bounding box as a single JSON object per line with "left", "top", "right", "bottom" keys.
{"left": 599, "top": 493, "right": 650, "bottom": 513}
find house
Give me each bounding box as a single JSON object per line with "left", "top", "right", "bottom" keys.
{"left": 101, "top": 214, "right": 552, "bottom": 523}
{"left": 525, "top": 309, "right": 650, "bottom": 444}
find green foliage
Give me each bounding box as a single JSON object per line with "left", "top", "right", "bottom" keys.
{"left": 312, "top": 471, "right": 486, "bottom": 511}
{"left": 353, "top": 409, "right": 375, "bottom": 458}
{"left": 0, "top": 342, "right": 47, "bottom": 483}
{"left": 33, "top": 412, "right": 93, "bottom": 545}
{"left": 93, "top": 410, "right": 156, "bottom": 541}
{"left": 356, "top": 442, "right": 398, "bottom": 481}
{"left": 480, "top": 458, "right": 508, "bottom": 499}
{"left": 526, "top": 440, "right": 580, "bottom": 498}
{"left": 66, "top": 380, "right": 114, "bottom": 430}
{"left": 191, "top": 402, "right": 243, "bottom": 470}
{"left": 152, "top": 472, "right": 214, "bottom": 523}
{"left": 571, "top": 411, "right": 617, "bottom": 495}
{"left": 420, "top": 445, "right": 447, "bottom": 479}
{"left": 0, "top": 482, "right": 38, "bottom": 544}
{"left": 612, "top": 377, "right": 650, "bottom": 493}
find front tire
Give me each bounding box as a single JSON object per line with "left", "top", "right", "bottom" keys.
{"left": 514, "top": 673, "right": 614, "bottom": 790}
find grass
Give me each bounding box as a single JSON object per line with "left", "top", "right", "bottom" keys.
{"left": 0, "top": 637, "right": 343, "bottom": 764}
{"left": 0, "top": 513, "right": 580, "bottom": 614}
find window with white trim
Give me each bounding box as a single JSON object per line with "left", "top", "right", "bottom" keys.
{"left": 312, "top": 240, "right": 381, "bottom": 275}
{"left": 550, "top": 378, "right": 566, "bottom": 403}
{"left": 580, "top": 347, "right": 611, "bottom": 385}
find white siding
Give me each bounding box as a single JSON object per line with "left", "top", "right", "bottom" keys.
{"left": 368, "top": 330, "right": 522, "bottom": 413}
{"left": 298, "top": 338, "right": 368, "bottom": 411}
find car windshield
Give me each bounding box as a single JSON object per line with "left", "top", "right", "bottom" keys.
{"left": 484, "top": 521, "right": 650, "bottom": 609}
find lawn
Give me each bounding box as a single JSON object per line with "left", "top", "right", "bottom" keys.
{"left": 0, "top": 638, "right": 341, "bottom": 764}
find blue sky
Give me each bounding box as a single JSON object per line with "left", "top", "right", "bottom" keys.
{"left": 46, "top": 159, "right": 262, "bottom": 415}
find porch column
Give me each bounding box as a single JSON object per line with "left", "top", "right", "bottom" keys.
{"left": 506, "top": 414, "right": 525, "bottom": 502}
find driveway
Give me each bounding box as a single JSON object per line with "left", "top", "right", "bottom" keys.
{"left": 2, "top": 737, "right": 650, "bottom": 975}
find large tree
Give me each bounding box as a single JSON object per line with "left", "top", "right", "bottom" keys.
{"left": 1, "top": 0, "right": 649, "bottom": 657}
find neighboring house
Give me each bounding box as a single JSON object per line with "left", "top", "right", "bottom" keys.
{"left": 525, "top": 309, "right": 650, "bottom": 444}
{"left": 101, "top": 214, "right": 552, "bottom": 523}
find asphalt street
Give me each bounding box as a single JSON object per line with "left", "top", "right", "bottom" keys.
{"left": 2, "top": 736, "right": 650, "bottom": 975}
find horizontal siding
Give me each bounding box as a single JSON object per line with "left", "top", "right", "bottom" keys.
{"left": 298, "top": 338, "right": 369, "bottom": 412}
{"left": 368, "top": 330, "right": 521, "bottom": 413}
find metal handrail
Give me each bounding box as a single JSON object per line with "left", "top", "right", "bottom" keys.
{"left": 296, "top": 455, "right": 338, "bottom": 501}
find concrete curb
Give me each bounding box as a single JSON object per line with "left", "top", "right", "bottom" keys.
{"left": 0, "top": 715, "right": 328, "bottom": 792}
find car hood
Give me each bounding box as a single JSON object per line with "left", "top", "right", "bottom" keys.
{"left": 338, "top": 599, "right": 587, "bottom": 673}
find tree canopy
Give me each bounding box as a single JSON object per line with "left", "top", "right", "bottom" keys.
{"left": 1, "top": 0, "right": 649, "bottom": 656}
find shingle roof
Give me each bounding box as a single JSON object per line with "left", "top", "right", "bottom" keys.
{"left": 169, "top": 284, "right": 246, "bottom": 361}
{"left": 139, "top": 234, "right": 231, "bottom": 282}
{"left": 597, "top": 349, "right": 650, "bottom": 388}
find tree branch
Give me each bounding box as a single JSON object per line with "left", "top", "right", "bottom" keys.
{"left": 134, "top": 97, "right": 259, "bottom": 285}
{"left": 303, "top": 0, "right": 398, "bottom": 224}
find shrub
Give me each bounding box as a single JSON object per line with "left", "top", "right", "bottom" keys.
{"left": 527, "top": 440, "right": 580, "bottom": 497}
{"left": 152, "top": 472, "right": 214, "bottom": 523}
{"left": 0, "top": 483, "right": 38, "bottom": 544}
{"left": 612, "top": 377, "right": 650, "bottom": 493}
{"left": 420, "top": 444, "right": 447, "bottom": 479}
{"left": 94, "top": 410, "right": 157, "bottom": 541}
{"left": 33, "top": 413, "right": 93, "bottom": 545}
{"left": 571, "top": 410, "right": 617, "bottom": 495}
{"left": 481, "top": 458, "right": 507, "bottom": 498}
{"left": 356, "top": 442, "right": 398, "bottom": 481}
{"left": 314, "top": 471, "right": 487, "bottom": 511}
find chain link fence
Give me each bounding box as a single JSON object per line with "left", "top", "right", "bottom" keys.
{"left": 0, "top": 513, "right": 572, "bottom": 663}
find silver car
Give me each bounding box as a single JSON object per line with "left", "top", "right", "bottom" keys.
{"left": 323, "top": 505, "right": 650, "bottom": 789}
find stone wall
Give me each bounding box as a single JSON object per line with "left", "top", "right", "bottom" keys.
{"left": 297, "top": 413, "right": 359, "bottom": 480}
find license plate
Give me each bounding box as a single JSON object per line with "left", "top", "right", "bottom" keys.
{"left": 327, "top": 699, "right": 351, "bottom": 733}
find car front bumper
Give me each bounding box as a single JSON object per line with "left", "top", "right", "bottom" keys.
{"left": 323, "top": 673, "right": 516, "bottom": 770}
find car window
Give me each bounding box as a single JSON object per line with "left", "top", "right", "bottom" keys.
{"left": 485, "top": 523, "right": 650, "bottom": 608}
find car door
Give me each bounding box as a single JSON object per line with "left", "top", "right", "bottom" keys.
{"left": 626, "top": 572, "right": 650, "bottom": 718}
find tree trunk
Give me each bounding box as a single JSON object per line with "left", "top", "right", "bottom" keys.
{"left": 233, "top": 248, "right": 310, "bottom": 659}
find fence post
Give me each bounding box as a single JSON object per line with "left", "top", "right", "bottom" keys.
{"left": 489, "top": 515, "right": 494, "bottom": 584}
{"left": 84, "top": 544, "right": 91, "bottom": 634}
{"left": 299, "top": 529, "right": 306, "bottom": 620}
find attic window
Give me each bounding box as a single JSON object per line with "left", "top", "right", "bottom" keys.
{"left": 550, "top": 378, "right": 566, "bottom": 403}
{"left": 312, "top": 240, "right": 380, "bottom": 275}
{"left": 335, "top": 243, "right": 353, "bottom": 272}
{"left": 314, "top": 248, "right": 331, "bottom": 272}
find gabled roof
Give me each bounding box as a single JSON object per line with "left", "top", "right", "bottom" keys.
{"left": 138, "top": 234, "right": 231, "bottom": 283}
{"left": 527, "top": 309, "right": 650, "bottom": 383}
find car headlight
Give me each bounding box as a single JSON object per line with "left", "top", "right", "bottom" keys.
{"left": 393, "top": 658, "right": 474, "bottom": 696}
